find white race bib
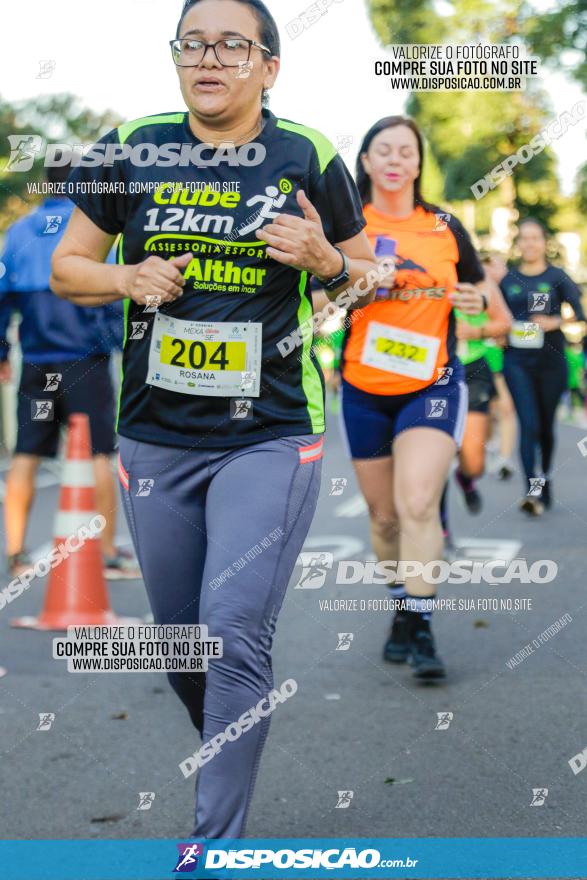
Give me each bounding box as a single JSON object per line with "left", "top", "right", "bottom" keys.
{"left": 361, "top": 322, "right": 441, "bottom": 381}
{"left": 509, "top": 321, "right": 544, "bottom": 350}
{"left": 147, "top": 313, "right": 262, "bottom": 397}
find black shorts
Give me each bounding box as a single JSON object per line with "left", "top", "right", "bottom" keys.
{"left": 15, "top": 356, "right": 116, "bottom": 457}
{"left": 464, "top": 357, "right": 497, "bottom": 414}
{"left": 341, "top": 359, "right": 468, "bottom": 459}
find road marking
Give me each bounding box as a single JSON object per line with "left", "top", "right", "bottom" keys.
{"left": 450, "top": 538, "right": 522, "bottom": 563}
{"left": 334, "top": 494, "right": 367, "bottom": 518}
{"left": 302, "top": 535, "right": 365, "bottom": 563}
{"left": 302, "top": 536, "right": 520, "bottom": 566}
{"left": 558, "top": 411, "right": 587, "bottom": 430}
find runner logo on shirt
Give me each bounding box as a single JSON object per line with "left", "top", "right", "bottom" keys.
{"left": 529, "top": 288, "right": 551, "bottom": 313}
{"left": 433, "top": 212, "right": 451, "bottom": 232}
{"left": 238, "top": 185, "right": 288, "bottom": 235}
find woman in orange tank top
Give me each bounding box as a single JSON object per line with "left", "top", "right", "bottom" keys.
{"left": 340, "top": 116, "right": 490, "bottom": 679}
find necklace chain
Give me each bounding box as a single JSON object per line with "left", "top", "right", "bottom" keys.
{"left": 198, "top": 115, "right": 264, "bottom": 148}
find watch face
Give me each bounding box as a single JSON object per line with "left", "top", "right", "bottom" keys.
{"left": 324, "top": 250, "right": 350, "bottom": 290}
{"left": 325, "top": 270, "right": 350, "bottom": 291}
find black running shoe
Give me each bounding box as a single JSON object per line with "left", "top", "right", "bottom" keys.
{"left": 455, "top": 470, "right": 482, "bottom": 514}
{"left": 383, "top": 612, "right": 410, "bottom": 663}
{"left": 541, "top": 480, "right": 552, "bottom": 509}
{"left": 7, "top": 550, "right": 33, "bottom": 578}
{"left": 407, "top": 621, "right": 446, "bottom": 679}
{"left": 463, "top": 485, "right": 482, "bottom": 514}
{"left": 519, "top": 496, "right": 544, "bottom": 517}
{"left": 497, "top": 464, "right": 514, "bottom": 481}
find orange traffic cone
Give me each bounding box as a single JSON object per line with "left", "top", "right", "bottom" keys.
{"left": 12, "top": 414, "right": 139, "bottom": 631}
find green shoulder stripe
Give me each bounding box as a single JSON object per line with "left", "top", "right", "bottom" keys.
{"left": 297, "top": 271, "right": 325, "bottom": 433}
{"left": 276, "top": 119, "right": 337, "bottom": 174}
{"left": 117, "top": 112, "right": 186, "bottom": 145}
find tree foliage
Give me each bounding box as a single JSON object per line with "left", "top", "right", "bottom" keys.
{"left": 367, "top": 0, "right": 573, "bottom": 237}
{"left": 523, "top": 0, "right": 587, "bottom": 90}
{"left": 0, "top": 94, "right": 121, "bottom": 230}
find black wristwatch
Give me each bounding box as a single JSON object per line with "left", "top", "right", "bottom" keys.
{"left": 319, "top": 247, "right": 350, "bottom": 292}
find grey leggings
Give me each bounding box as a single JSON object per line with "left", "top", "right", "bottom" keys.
{"left": 118, "top": 433, "right": 323, "bottom": 838}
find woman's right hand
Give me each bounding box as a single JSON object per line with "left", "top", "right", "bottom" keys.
{"left": 121, "top": 252, "right": 194, "bottom": 306}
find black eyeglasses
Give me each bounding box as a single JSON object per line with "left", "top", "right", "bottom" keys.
{"left": 169, "top": 37, "right": 271, "bottom": 68}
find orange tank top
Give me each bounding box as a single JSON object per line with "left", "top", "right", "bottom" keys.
{"left": 343, "top": 203, "right": 480, "bottom": 396}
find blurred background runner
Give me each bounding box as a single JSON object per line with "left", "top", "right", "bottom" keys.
{"left": 500, "top": 218, "right": 586, "bottom": 516}
{"left": 0, "top": 154, "right": 139, "bottom": 580}
{"left": 481, "top": 253, "right": 518, "bottom": 481}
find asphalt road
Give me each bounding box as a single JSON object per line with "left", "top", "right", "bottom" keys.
{"left": 1, "top": 403, "right": 587, "bottom": 879}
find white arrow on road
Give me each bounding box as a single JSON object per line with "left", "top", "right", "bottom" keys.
{"left": 301, "top": 534, "right": 366, "bottom": 563}
{"left": 451, "top": 538, "right": 522, "bottom": 563}
{"left": 334, "top": 494, "right": 367, "bottom": 518}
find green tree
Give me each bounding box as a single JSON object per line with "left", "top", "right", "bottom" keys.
{"left": 523, "top": 0, "right": 587, "bottom": 90}
{"left": 0, "top": 94, "right": 121, "bottom": 230}
{"left": 367, "top": 0, "right": 565, "bottom": 233}
{"left": 577, "top": 162, "right": 587, "bottom": 214}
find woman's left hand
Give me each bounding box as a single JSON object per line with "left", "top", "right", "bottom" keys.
{"left": 257, "top": 190, "right": 343, "bottom": 278}
{"left": 449, "top": 283, "right": 486, "bottom": 315}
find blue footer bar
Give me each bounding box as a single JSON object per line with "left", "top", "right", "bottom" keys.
{"left": 2, "top": 838, "right": 586, "bottom": 879}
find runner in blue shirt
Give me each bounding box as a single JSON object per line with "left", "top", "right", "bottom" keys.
{"left": 0, "top": 157, "right": 137, "bottom": 579}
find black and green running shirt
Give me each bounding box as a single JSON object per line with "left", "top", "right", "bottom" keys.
{"left": 68, "top": 108, "right": 366, "bottom": 449}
